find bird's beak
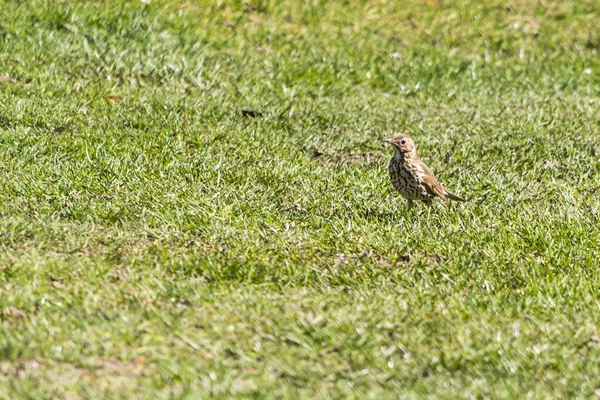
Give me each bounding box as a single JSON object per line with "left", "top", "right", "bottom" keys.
{"left": 383, "top": 138, "right": 392, "bottom": 144}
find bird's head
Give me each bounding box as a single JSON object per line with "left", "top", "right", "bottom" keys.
{"left": 384, "top": 134, "right": 416, "bottom": 155}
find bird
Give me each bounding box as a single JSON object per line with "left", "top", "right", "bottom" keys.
{"left": 384, "top": 134, "right": 466, "bottom": 218}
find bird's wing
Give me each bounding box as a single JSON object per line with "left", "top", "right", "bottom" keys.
{"left": 418, "top": 160, "right": 446, "bottom": 200}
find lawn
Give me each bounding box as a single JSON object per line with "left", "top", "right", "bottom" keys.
{"left": 0, "top": 0, "right": 599, "bottom": 397}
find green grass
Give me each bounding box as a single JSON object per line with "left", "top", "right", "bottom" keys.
{"left": 0, "top": 0, "right": 599, "bottom": 397}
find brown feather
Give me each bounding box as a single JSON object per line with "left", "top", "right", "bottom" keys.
{"left": 443, "top": 190, "right": 466, "bottom": 202}
{"left": 417, "top": 160, "right": 446, "bottom": 200}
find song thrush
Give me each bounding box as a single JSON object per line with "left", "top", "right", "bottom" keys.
{"left": 384, "top": 134, "right": 465, "bottom": 217}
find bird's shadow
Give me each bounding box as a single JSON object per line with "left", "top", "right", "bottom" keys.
{"left": 358, "top": 206, "right": 421, "bottom": 223}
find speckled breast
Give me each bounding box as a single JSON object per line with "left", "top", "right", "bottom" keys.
{"left": 388, "top": 155, "right": 429, "bottom": 200}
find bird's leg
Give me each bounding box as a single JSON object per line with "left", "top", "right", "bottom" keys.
{"left": 407, "top": 199, "right": 414, "bottom": 211}
{"left": 423, "top": 199, "right": 432, "bottom": 221}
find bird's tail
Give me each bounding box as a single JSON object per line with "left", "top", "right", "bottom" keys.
{"left": 444, "top": 189, "right": 466, "bottom": 202}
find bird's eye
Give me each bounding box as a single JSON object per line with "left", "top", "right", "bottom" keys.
{"left": 400, "top": 140, "right": 406, "bottom": 145}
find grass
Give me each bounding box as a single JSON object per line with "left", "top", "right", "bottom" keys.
{"left": 0, "top": 0, "right": 599, "bottom": 397}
